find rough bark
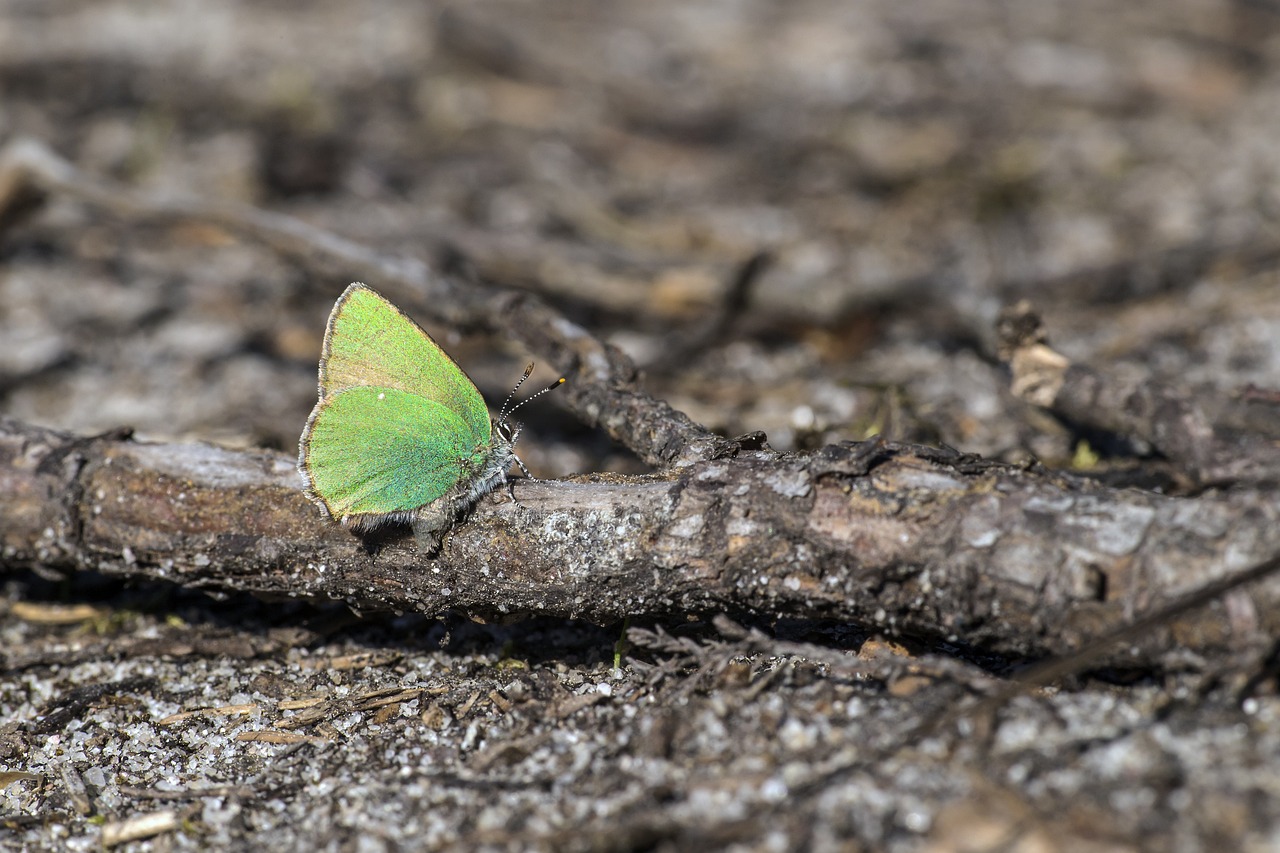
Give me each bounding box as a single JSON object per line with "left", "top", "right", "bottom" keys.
{"left": 3, "top": 416, "right": 1277, "bottom": 666}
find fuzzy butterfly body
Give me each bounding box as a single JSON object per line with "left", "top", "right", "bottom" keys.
{"left": 298, "top": 283, "right": 519, "bottom": 549}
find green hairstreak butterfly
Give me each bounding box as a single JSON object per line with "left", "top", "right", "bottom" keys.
{"left": 298, "top": 283, "right": 562, "bottom": 549}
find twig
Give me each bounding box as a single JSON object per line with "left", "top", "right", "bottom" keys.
{"left": 997, "top": 300, "right": 1280, "bottom": 486}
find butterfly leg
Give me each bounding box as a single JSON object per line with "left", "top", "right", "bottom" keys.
{"left": 504, "top": 453, "right": 537, "bottom": 506}
{"left": 510, "top": 451, "right": 535, "bottom": 481}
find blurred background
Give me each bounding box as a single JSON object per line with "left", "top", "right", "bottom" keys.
{"left": 2, "top": 0, "right": 1279, "bottom": 474}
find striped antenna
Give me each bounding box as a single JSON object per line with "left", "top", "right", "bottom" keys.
{"left": 506, "top": 372, "right": 566, "bottom": 418}
{"left": 497, "top": 366, "right": 566, "bottom": 481}
{"left": 498, "top": 363, "right": 537, "bottom": 423}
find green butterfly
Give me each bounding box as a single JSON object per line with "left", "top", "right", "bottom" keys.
{"left": 298, "top": 283, "right": 558, "bottom": 549}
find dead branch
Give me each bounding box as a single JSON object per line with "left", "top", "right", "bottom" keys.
{"left": 3, "top": 417, "right": 1278, "bottom": 667}
{"left": 997, "top": 301, "right": 1280, "bottom": 486}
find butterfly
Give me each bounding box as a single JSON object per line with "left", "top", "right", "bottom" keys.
{"left": 298, "top": 283, "right": 560, "bottom": 549}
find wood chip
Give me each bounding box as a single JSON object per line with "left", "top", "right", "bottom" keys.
{"left": 0, "top": 771, "right": 41, "bottom": 790}
{"left": 326, "top": 651, "right": 403, "bottom": 671}
{"left": 887, "top": 675, "right": 933, "bottom": 697}
{"left": 857, "top": 638, "right": 915, "bottom": 661}
{"left": 488, "top": 690, "right": 513, "bottom": 713}
{"left": 101, "top": 809, "right": 179, "bottom": 847}
{"left": 314, "top": 722, "right": 342, "bottom": 741}
{"left": 59, "top": 763, "right": 92, "bottom": 815}
{"left": 454, "top": 690, "right": 481, "bottom": 718}
{"left": 352, "top": 687, "right": 423, "bottom": 710}
{"left": 157, "top": 703, "right": 258, "bottom": 725}
{"left": 235, "top": 730, "right": 326, "bottom": 745}
{"left": 371, "top": 705, "right": 400, "bottom": 725}
{"left": 10, "top": 601, "right": 105, "bottom": 624}
{"left": 119, "top": 784, "right": 251, "bottom": 800}
{"left": 421, "top": 703, "right": 452, "bottom": 730}
{"left": 277, "top": 704, "right": 330, "bottom": 729}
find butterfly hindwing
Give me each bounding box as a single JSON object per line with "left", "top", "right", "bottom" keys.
{"left": 319, "top": 284, "right": 492, "bottom": 442}
{"left": 300, "top": 386, "right": 489, "bottom": 523}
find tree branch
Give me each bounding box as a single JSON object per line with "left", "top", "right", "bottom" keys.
{"left": 3, "top": 417, "right": 1277, "bottom": 666}
{"left": 997, "top": 300, "right": 1280, "bottom": 486}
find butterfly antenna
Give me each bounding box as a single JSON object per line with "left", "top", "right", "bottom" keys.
{"left": 505, "top": 373, "right": 567, "bottom": 418}
{"left": 502, "top": 372, "right": 565, "bottom": 484}
{"left": 498, "top": 363, "right": 536, "bottom": 423}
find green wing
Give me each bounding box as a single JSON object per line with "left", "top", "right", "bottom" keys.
{"left": 318, "top": 283, "right": 491, "bottom": 443}
{"left": 300, "top": 386, "right": 489, "bottom": 523}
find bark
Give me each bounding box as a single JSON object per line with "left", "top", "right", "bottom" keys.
{"left": 3, "top": 416, "right": 1277, "bottom": 666}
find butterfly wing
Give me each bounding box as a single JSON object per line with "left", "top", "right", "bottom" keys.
{"left": 300, "top": 386, "right": 489, "bottom": 525}
{"left": 318, "top": 283, "right": 492, "bottom": 444}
